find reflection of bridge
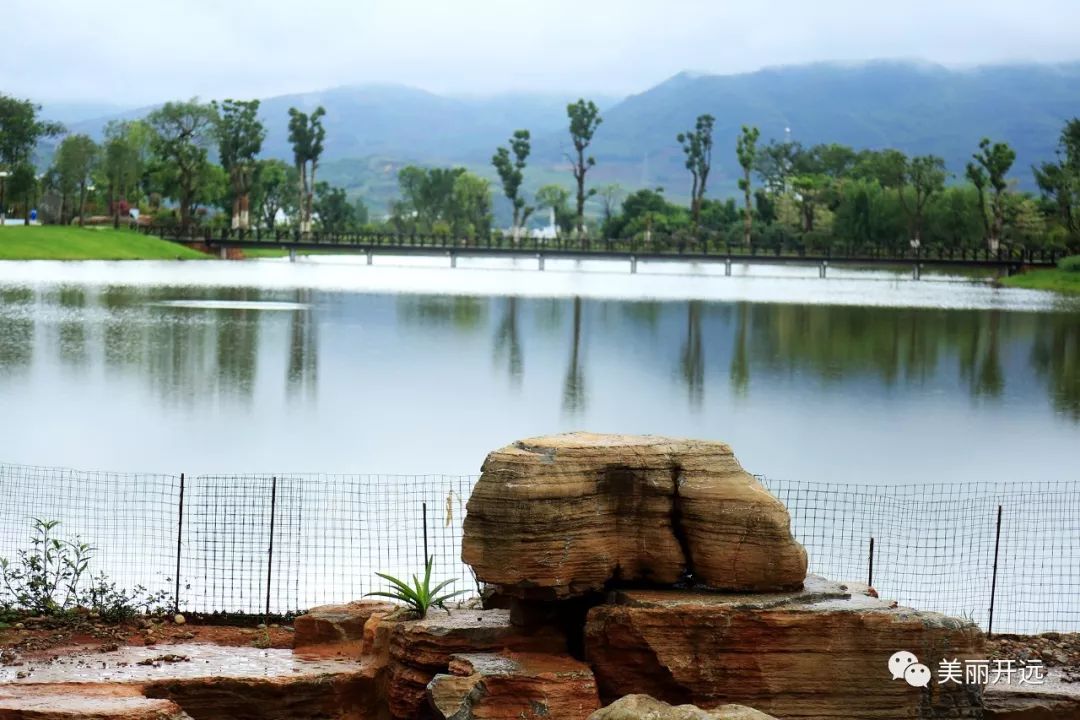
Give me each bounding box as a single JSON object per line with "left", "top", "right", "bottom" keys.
{"left": 158, "top": 228, "right": 1064, "bottom": 278}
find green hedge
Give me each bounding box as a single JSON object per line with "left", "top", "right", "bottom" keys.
{"left": 1058, "top": 255, "right": 1080, "bottom": 273}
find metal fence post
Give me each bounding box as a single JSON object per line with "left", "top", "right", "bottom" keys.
{"left": 988, "top": 505, "right": 1003, "bottom": 636}
{"left": 422, "top": 502, "right": 429, "bottom": 562}
{"left": 265, "top": 476, "right": 278, "bottom": 619}
{"left": 868, "top": 536, "right": 875, "bottom": 588}
{"left": 174, "top": 473, "right": 185, "bottom": 613}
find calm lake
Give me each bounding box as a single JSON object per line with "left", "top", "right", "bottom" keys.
{"left": 0, "top": 256, "right": 1077, "bottom": 483}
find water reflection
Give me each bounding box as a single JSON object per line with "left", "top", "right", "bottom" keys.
{"left": 0, "top": 282, "right": 1077, "bottom": 477}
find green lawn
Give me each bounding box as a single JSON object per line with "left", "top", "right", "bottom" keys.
{"left": 1001, "top": 268, "right": 1080, "bottom": 295}
{"left": 0, "top": 226, "right": 208, "bottom": 260}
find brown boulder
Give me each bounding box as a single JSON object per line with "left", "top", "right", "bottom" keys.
{"left": 584, "top": 577, "right": 985, "bottom": 720}
{"left": 461, "top": 433, "right": 807, "bottom": 599}
{"left": 427, "top": 652, "right": 601, "bottom": 719}
{"left": 588, "top": 695, "right": 776, "bottom": 720}
{"left": 293, "top": 600, "right": 395, "bottom": 655}
{"left": 373, "top": 608, "right": 566, "bottom": 719}
{"left": 983, "top": 668, "right": 1080, "bottom": 719}
{"left": 0, "top": 685, "right": 191, "bottom": 720}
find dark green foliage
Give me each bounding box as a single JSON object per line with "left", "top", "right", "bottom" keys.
{"left": 566, "top": 99, "right": 602, "bottom": 235}
{"left": 492, "top": 130, "right": 533, "bottom": 235}
{"left": 1059, "top": 255, "right": 1080, "bottom": 273}
{"left": 677, "top": 114, "right": 715, "bottom": 225}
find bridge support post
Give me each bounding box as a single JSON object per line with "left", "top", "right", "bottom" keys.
{"left": 538, "top": 254, "right": 545, "bottom": 271}
{"left": 450, "top": 251, "right": 457, "bottom": 268}
{"left": 219, "top": 246, "right": 227, "bottom": 260}
{"left": 288, "top": 248, "right": 296, "bottom": 263}
{"left": 630, "top": 255, "right": 637, "bottom": 274}
{"left": 819, "top": 260, "right": 828, "bottom": 278}
{"left": 366, "top": 250, "right": 373, "bottom": 265}
{"left": 725, "top": 258, "right": 732, "bottom": 277}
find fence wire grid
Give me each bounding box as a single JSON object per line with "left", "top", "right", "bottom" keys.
{"left": 0, "top": 462, "right": 1076, "bottom": 634}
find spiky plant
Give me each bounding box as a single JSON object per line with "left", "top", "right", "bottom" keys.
{"left": 365, "top": 556, "right": 465, "bottom": 618}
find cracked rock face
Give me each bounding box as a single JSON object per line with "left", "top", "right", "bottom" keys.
{"left": 461, "top": 433, "right": 807, "bottom": 599}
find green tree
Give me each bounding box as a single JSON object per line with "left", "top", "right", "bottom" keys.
{"left": 535, "top": 184, "right": 574, "bottom": 237}
{"left": 53, "top": 134, "right": 99, "bottom": 226}
{"left": 101, "top": 120, "right": 151, "bottom": 227}
{"left": 450, "top": 172, "right": 492, "bottom": 238}
{"left": 0, "top": 94, "right": 63, "bottom": 220}
{"left": 754, "top": 139, "right": 801, "bottom": 193}
{"left": 146, "top": 99, "right": 219, "bottom": 231}
{"left": 677, "top": 114, "right": 715, "bottom": 227}
{"left": 881, "top": 151, "right": 946, "bottom": 247}
{"left": 969, "top": 138, "right": 1016, "bottom": 251}
{"left": 736, "top": 125, "right": 760, "bottom": 244}
{"left": 215, "top": 99, "right": 266, "bottom": 230}
{"left": 252, "top": 159, "right": 297, "bottom": 230}
{"left": 314, "top": 182, "right": 356, "bottom": 233}
{"left": 1033, "top": 119, "right": 1079, "bottom": 245}
{"left": 492, "top": 129, "right": 533, "bottom": 241}
{"left": 565, "top": 99, "right": 602, "bottom": 236}
{"left": 287, "top": 106, "right": 327, "bottom": 234}
{"left": 7, "top": 163, "right": 38, "bottom": 224}
{"left": 596, "top": 183, "right": 624, "bottom": 229}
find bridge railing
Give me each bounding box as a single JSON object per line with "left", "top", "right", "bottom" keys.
{"left": 139, "top": 224, "right": 1067, "bottom": 265}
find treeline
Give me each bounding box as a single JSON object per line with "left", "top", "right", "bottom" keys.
{"left": 1, "top": 92, "right": 1078, "bottom": 252}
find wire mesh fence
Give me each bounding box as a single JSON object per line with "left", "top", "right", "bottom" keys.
{"left": 0, "top": 462, "right": 1076, "bottom": 634}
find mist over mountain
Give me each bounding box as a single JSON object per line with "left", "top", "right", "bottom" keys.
{"left": 47, "top": 60, "right": 1080, "bottom": 211}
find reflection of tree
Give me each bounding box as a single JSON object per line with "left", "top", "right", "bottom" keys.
{"left": 679, "top": 301, "right": 704, "bottom": 406}
{"left": 216, "top": 289, "right": 261, "bottom": 403}
{"left": 397, "top": 296, "right": 486, "bottom": 331}
{"left": 1030, "top": 313, "right": 1080, "bottom": 420}
{"left": 56, "top": 286, "right": 87, "bottom": 367}
{"left": 729, "top": 303, "right": 750, "bottom": 395}
{"left": 287, "top": 289, "right": 318, "bottom": 401}
{"left": 958, "top": 310, "right": 1003, "bottom": 399}
{"left": 493, "top": 297, "right": 523, "bottom": 386}
{"left": 0, "top": 287, "right": 34, "bottom": 371}
{"left": 562, "top": 297, "right": 586, "bottom": 414}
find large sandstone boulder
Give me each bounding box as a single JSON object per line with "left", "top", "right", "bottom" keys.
{"left": 427, "top": 652, "right": 601, "bottom": 719}
{"left": 584, "top": 577, "right": 986, "bottom": 720}
{"left": 462, "top": 433, "right": 807, "bottom": 599}
{"left": 588, "top": 694, "right": 776, "bottom": 719}
{"left": 983, "top": 668, "right": 1080, "bottom": 719}
{"left": 293, "top": 600, "right": 395, "bottom": 655}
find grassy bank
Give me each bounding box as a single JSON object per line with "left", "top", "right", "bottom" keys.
{"left": 1002, "top": 256, "right": 1080, "bottom": 295}
{"left": 0, "top": 226, "right": 208, "bottom": 260}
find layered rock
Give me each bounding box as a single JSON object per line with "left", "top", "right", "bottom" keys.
{"left": 588, "top": 695, "right": 777, "bottom": 720}
{"left": 427, "top": 652, "right": 600, "bottom": 719}
{"left": 584, "top": 577, "right": 986, "bottom": 720}
{"left": 462, "top": 433, "right": 807, "bottom": 600}
{"left": 983, "top": 668, "right": 1080, "bottom": 719}
{"left": 293, "top": 599, "right": 395, "bottom": 656}
{"left": 0, "top": 685, "right": 191, "bottom": 720}
{"left": 364, "top": 608, "right": 566, "bottom": 719}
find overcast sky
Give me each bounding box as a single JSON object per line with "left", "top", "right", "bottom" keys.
{"left": 6, "top": 0, "right": 1080, "bottom": 105}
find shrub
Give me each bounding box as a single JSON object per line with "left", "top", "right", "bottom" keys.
{"left": 0, "top": 518, "right": 171, "bottom": 621}
{"left": 1057, "top": 255, "right": 1080, "bottom": 273}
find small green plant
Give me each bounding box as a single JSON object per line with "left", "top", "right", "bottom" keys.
{"left": 1057, "top": 255, "right": 1080, "bottom": 273}
{"left": 365, "top": 556, "right": 466, "bottom": 619}
{"left": 0, "top": 518, "right": 170, "bottom": 621}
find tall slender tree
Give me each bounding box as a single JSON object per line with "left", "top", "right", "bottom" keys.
{"left": 0, "top": 95, "right": 63, "bottom": 220}
{"left": 101, "top": 120, "right": 151, "bottom": 227}
{"left": 215, "top": 99, "right": 266, "bottom": 230}
{"left": 566, "top": 99, "right": 602, "bottom": 237}
{"left": 969, "top": 138, "right": 1016, "bottom": 251}
{"left": 677, "top": 114, "right": 715, "bottom": 228}
{"left": 287, "top": 106, "right": 326, "bottom": 235}
{"left": 492, "top": 129, "right": 533, "bottom": 242}
{"left": 736, "top": 125, "right": 760, "bottom": 244}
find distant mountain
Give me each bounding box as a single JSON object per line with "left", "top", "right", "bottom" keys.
{"left": 50, "top": 61, "right": 1080, "bottom": 213}
{"left": 539, "top": 60, "right": 1080, "bottom": 197}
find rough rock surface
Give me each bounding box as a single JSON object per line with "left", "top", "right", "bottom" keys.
{"left": 370, "top": 608, "right": 567, "bottom": 719}
{"left": 983, "top": 668, "right": 1080, "bottom": 719}
{"left": 427, "top": 652, "right": 600, "bottom": 719}
{"left": 462, "top": 433, "right": 807, "bottom": 599}
{"left": 584, "top": 577, "right": 986, "bottom": 720}
{"left": 293, "top": 599, "right": 395, "bottom": 655}
{"left": 0, "top": 685, "right": 191, "bottom": 720}
{"left": 588, "top": 695, "right": 776, "bottom": 720}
